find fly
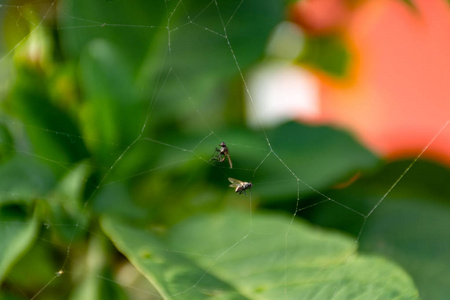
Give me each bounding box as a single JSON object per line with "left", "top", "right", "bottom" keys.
{"left": 228, "top": 178, "right": 253, "bottom": 195}
{"left": 210, "top": 142, "right": 233, "bottom": 168}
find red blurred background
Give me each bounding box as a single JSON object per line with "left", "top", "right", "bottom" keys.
{"left": 291, "top": 0, "right": 450, "bottom": 166}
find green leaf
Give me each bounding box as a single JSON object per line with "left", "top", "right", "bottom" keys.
{"left": 150, "top": 0, "right": 284, "bottom": 119}
{"left": 102, "top": 210, "right": 418, "bottom": 299}
{"left": 69, "top": 237, "right": 128, "bottom": 300}
{"left": 304, "top": 160, "right": 450, "bottom": 300}
{"left": 58, "top": 0, "right": 167, "bottom": 72}
{"left": 60, "top": 0, "right": 284, "bottom": 136}
{"left": 92, "top": 183, "right": 147, "bottom": 220}
{"left": 0, "top": 156, "right": 55, "bottom": 205}
{"left": 361, "top": 199, "right": 450, "bottom": 300}
{"left": 350, "top": 160, "right": 450, "bottom": 204}
{"left": 7, "top": 67, "right": 89, "bottom": 170}
{"left": 78, "top": 40, "right": 146, "bottom": 163}
{"left": 0, "top": 205, "right": 39, "bottom": 283}
{"left": 0, "top": 122, "right": 14, "bottom": 162}
{"left": 399, "top": 0, "right": 416, "bottom": 9}
{"left": 202, "top": 122, "right": 379, "bottom": 204}
{"left": 168, "top": 0, "right": 283, "bottom": 77}
{"left": 46, "top": 163, "right": 90, "bottom": 242}
{"left": 5, "top": 242, "right": 58, "bottom": 293}
{"left": 298, "top": 35, "right": 350, "bottom": 77}
{"left": 260, "top": 122, "right": 379, "bottom": 202}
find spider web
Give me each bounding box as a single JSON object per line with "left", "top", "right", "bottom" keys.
{"left": 0, "top": 0, "right": 449, "bottom": 299}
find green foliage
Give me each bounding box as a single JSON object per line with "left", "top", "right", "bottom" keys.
{"left": 263, "top": 122, "right": 379, "bottom": 201}
{"left": 102, "top": 210, "right": 419, "bottom": 299}
{"left": 361, "top": 199, "right": 450, "bottom": 300}
{"left": 298, "top": 35, "right": 350, "bottom": 77}
{"left": 303, "top": 160, "right": 450, "bottom": 300}
{"left": 0, "top": 157, "right": 55, "bottom": 204}
{"left": 400, "top": 0, "right": 416, "bottom": 9}
{"left": 0, "top": 205, "right": 38, "bottom": 283}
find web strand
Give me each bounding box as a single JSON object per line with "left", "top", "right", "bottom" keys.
{"left": 366, "top": 119, "right": 450, "bottom": 217}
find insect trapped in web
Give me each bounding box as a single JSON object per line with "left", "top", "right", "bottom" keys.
{"left": 228, "top": 178, "right": 253, "bottom": 195}
{"left": 210, "top": 142, "right": 233, "bottom": 168}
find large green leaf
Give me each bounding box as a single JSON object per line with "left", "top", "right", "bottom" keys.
{"left": 0, "top": 205, "right": 39, "bottom": 283}
{"left": 361, "top": 199, "right": 450, "bottom": 300}
{"left": 304, "top": 160, "right": 450, "bottom": 300}
{"left": 102, "top": 210, "right": 418, "bottom": 299}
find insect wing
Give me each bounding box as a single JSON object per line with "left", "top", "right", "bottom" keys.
{"left": 228, "top": 177, "right": 243, "bottom": 188}
{"left": 226, "top": 153, "right": 233, "bottom": 168}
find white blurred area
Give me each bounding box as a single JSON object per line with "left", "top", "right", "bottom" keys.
{"left": 246, "top": 22, "right": 320, "bottom": 128}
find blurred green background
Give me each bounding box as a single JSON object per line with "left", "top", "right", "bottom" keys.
{"left": 0, "top": 0, "right": 448, "bottom": 299}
